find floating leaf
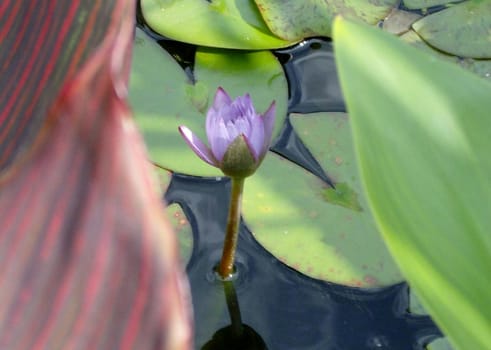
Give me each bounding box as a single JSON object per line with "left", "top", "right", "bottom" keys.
{"left": 242, "top": 113, "right": 403, "bottom": 287}
{"left": 0, "top": 2, "right": 191, "bottom": 348}
{"left": 334, "top": 17, "right": 491, "bottom": 349}
{"left": 129, "top": 29, "right": 288, "bottom": 176}
{"left": 412, "top": 0, "right": 491, "bottom": 58}
{"left": 140, "top": 0, "right": 291, "bottom": 49}
{"left": 254, "top": 0, "right": 398, "bottom": 40}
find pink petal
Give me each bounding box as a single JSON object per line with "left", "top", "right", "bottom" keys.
{"left": 212, "top": 87, "right": 232, "bottom": 110}
{"left": 178, "top": 126, "right": 218, "bottom": 167}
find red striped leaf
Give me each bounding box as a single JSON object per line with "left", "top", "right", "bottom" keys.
{"left": 0, "top": 1, "right": 123, "bottom": 170}
{"left": 0, "top": 0, "right": 192, "bottom": 348}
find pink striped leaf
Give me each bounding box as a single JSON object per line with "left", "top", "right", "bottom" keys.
{"left": 0, "top": 0, "right": 191, "bottom": 349}
{"left": 0, "top": 1, "right": 120, "bottom": 170}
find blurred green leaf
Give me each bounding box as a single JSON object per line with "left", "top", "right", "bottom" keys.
{"left": 129, "top": 28, "right": 288, "bottom": 176}
{"left": 412, "top": 0, "right": 491, "bottom": 58}
{"left": 334, "top": 17, "right": 491, "bottom": 349}
{"left": 254, "top": 0, "right": 398, "bottom": 40}
{"left": 140, "top": 0, "right": 292, "bottom": 49}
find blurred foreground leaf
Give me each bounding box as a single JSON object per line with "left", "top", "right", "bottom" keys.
{"left": 334, "top": 18, "right": 491, "bottom": 349}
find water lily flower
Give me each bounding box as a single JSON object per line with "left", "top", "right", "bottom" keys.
{"left": 179, "top": 87, "right": 275, "bottom": 178}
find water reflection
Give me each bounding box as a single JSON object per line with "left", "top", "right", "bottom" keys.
{"left": 202, "top": 280, "right": 268, "bottom": 350}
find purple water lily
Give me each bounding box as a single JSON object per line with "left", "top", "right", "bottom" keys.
{"left": 179, "top": 87, "right": 275, "bottom": 178}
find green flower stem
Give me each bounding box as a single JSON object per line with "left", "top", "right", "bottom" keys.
{"left": 218, "top": 177, "right": 245, "bottom": 278}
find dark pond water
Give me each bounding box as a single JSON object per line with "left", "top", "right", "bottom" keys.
{"left": 136, "top": 3, "right": 446, "bottom": 349}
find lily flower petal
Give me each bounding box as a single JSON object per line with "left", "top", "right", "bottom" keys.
{"left": 260, "top": 101, "right": 276, "bottom": 156}
{"left": 213, "top": 87, "right": 232, "bottom": 110}
{"left": 179, "top": 87, "right": 276, "bottom": 178}
{"left": 178, "top": 126, "right": 218, "bottom": 167}
{"left": 246, "top": 113, "right": 265, "bottom": 161}
{"left": 208, "top": 117, "right": 232, "bottom": 163}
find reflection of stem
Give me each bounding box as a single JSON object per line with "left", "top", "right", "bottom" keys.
{"left": 223, "top": 280, "right": 243, "bottom": 337}
{"left": 218, "top": 177, "right": 245, "bottom": 278}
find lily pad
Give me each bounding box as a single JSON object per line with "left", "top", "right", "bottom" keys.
{"left": 402, "top": 0, "right": 461, "bottom": 10}
{"left": 399, "top": 29, "right": 458, "bottom": 63}
{"left": 167, "top": 203, "right": 193, "bottom": 265}
{"left": 140, "top": 0, "right": 292, "bottom": 49}
{"left": 242, "top": 113, "right": 403, "bottom": 287}
{"left": 400, "top": 29, "right": 491, "bottom": 79}
{"left": 254, "top": 0, "right": 399, "bottom": 40}
{"left": 412, "top": 0, "right": 491, "bottom": 58}
{"left": 129, "top": 28, "right": 288, "bottom": 176}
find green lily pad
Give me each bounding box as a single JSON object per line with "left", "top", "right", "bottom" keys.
{"left": 140, "top": 0, "right": 292, "bottom": 49}
{"left": 402, "top": 0, "right": 461, "bottom": 10}
{"left": 167, "top": 203, "right": 193, "bottom": 265}
{"left": 412, "top": 0, "right": 491, "bottom": 58}
{"left": 242, "top": 113, "right": 403, "bottom": 287}
{"left": 400, "top": 29, "right": 458, "bottom": 62}
{"left": 400, "top": 29, "right": 491, "bottom": 79}
{"left": 254, "top": 0, "right": 398, "bottom": 40}
{"left": 129, "top": 28, "right": 288, "bottom": 176}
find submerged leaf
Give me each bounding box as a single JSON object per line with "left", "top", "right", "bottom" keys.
{"left": 0, "top": 1, "right": 191, "bottom": 348}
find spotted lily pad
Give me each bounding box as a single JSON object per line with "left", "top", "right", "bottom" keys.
{"left": 129, "top": 28, "right": 288, "bottom": 176}
{"left": 412, "top": 0, "right": 491, "bottom": 58}
{"left": 140, "top": 0, "right": 292, "bottom": 49}
{"left": 254, "top": 0, "right": 399, "bottom": 40}
{"left": 242, "top": 113, "right": 403, "bottom": 287}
